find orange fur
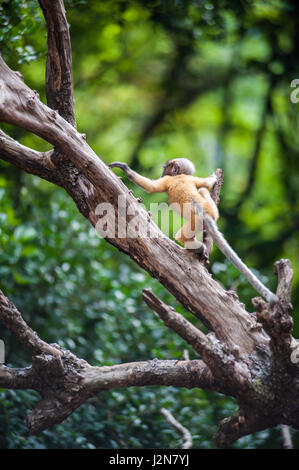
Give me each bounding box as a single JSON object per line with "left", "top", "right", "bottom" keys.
{"left": 109, "top": 161, "right": 218, "bottom": 249}
{"left": 128, "top": 173, "right": 218, "bottom": 247}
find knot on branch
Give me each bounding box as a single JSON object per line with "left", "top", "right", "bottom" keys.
{"left": 26, "top": 93, "right": 37, "bottom": 111}
{"left": 32, "top": 351, "right": 64, "bottom": 378}
{"left": 27, "top": 348, "right": 91, "bottom": 435}
{"left": 14, "top": 71, "right": 24, "bottom": 81}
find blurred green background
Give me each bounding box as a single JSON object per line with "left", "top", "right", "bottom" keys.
{"left": 0, "top": 0, "right": 298, "bottom": 449}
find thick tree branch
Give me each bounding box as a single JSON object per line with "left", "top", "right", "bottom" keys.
{"left": 26, "top": 357, "right": 216, "bottom": 435}
{"left": 82, "top": 359, "right": 215, "bottom": 393}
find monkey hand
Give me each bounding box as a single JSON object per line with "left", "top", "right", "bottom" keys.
{"left": 209, "top": 172, "right": 217, "bottom": 186}
{"left": 109, "top": 161, "right": 130, "bottom": 172}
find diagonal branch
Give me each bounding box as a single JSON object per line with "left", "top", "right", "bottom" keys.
{"left": 142, "top": 288, "right": 210, "bottom": 356}
{"left": 142, "top": 288, "right": 251, "bottom": 393}
{"left": 0, "top": 129, "right": 61, "bottom": 185}
{"left": 0, "top": 289, "right": 62, "bottom": 358}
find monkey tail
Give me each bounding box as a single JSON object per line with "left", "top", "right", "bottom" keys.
{"left": 204, "top": 214, "right": 278, "bottom": 303}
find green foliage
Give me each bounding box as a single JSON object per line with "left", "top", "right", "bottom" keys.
{"left": 0, "top": 0, "right": 298, "bottom": 449}
{"left": 0, "top": 0, "right": 45, "bottom": 65}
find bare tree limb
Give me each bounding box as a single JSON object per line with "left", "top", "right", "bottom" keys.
{"left": 38, "top": 0, "right": 76, "bottom": 127}
{"left": 0, "top": 289, "right": 62, "bottom": 358}
{"left": 0, "top": 129, "right": 61, "bottom": 185}
{"left": 252, "top": 259, "right": 295, "bottom": 366}
{"left": 142, "top": 288, "right": 211, "bottom": 356}
{"left": 0, "top": 365, "right": 36, "bottom": 390}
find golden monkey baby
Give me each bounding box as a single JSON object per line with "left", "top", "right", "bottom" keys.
{"left": 110, "top": 158, "right": 218, "bottom": 250}
{"left": 109, "top": 158, "right": 277, "bottom": 302}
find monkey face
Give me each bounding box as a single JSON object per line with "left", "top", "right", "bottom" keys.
{"left": 161, "top": 160, "right": 179, "bottom": 177}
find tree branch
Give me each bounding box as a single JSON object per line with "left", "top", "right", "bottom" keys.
{"left": 252, "top": 259, "right": 295, "bottom": 366}
{"left": 38, "top": 0, "right": 76, "bottom": 127}
{"left": 0, "top": 129, "right": 61, "bottom": 185}
{"left": 0, "top": 289, "right": 62, "bottom": 358}
{"left": 214, "top": 407, "right": 275, "bottom": 448}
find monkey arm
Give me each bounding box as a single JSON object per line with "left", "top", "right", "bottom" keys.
{"left": 109, "top": 161, "right": 168, "bottom": 193}
{"left": 194, "top": 173, "right": 217, "bottom": 190}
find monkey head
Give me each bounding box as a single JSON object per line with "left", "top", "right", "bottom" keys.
{"left": 161, "top": 158, "right": 195, "bottom": 177}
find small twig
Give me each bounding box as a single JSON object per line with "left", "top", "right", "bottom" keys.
{"left": 280, "top": 425, "right": 293, "bottom": 449}
{"left": 161, "top": 407, "right": 193, "bottom": 449}
{"left": 274, "top": 259, "right": 293, "bottom": 309}
{"left": 182, "top": 349, "right": 190, "bottom": 361}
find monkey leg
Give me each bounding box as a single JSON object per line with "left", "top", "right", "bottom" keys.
{"left": 175, "top": 211, "right": 204, "bottom": 250}
{"left": 198, "top": 187, "right": 219, "bottom": 221}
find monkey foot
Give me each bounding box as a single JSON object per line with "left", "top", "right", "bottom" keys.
{"left": 109, "top": 161, "right": 129, "bottom": 171}
{"left": 184, "top": 241, "right": 209, "bottom": 264}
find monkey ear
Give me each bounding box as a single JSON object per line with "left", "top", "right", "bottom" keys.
{"left": 171, "top": 161, "right": 179, "bottom": 175}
